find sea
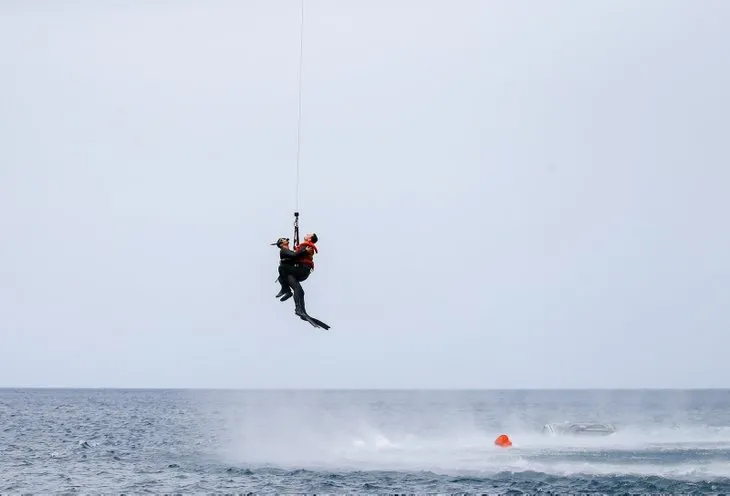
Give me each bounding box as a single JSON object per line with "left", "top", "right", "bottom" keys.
{"left": 2, "top": 388, "right": 730, "bottom": 494}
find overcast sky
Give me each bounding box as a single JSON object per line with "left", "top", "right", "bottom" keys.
{"left": 1, "top": 0, "right": 728, "bottom": 389}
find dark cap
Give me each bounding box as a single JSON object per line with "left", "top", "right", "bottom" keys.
{"left": 270, "top": 237, "right": 290, "bottom": 247}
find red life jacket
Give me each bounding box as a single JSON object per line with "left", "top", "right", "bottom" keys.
{"left": 294, "top": 241, "right": 318, "bottom": 269}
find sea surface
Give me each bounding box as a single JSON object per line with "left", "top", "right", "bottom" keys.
{"left": 2, "top": 388, "right": 730, "bottom": 493}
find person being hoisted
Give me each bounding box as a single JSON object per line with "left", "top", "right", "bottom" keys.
{"left": 271, "top": 233, "right": 318, "bottom": 319}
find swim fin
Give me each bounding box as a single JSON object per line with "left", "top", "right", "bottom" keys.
{"left": 306, "top": 315, "right": 330, "bottom": 330}
{"left": 295, "top": 309, "right": 330, "bottom": 330}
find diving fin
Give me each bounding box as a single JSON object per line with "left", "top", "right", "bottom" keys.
{"left": 295, "top": 309, "right": 330, "bottom": 330}
{"left": 307, "top": 316, "right": 330, "bottom": 330}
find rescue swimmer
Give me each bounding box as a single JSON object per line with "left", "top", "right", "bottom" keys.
{"left": 272, "top": 233, "right": 318, "bottom": 320}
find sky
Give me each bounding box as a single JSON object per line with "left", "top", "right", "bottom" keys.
{"left": 1, "top": 0, "right": 728, "bottom": 389}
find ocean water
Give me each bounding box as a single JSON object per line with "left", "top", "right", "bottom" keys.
{"left": 2, "top": 388, "right": 730, "bottom": 493}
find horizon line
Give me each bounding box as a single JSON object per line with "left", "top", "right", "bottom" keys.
{"left": 1, "top": 386, "right": 728, "bottom": 391}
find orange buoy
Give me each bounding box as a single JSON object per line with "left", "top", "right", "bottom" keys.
{"left": 494, "top": 434, "right": 512, "bottom": 447}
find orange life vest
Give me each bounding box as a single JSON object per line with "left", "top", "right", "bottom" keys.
{"left": 294, "top": 241, "right": 318, "bottom": 269}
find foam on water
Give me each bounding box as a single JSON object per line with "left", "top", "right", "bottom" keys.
{"left": 218, "top": 399, "right": 730, "bottom": 481}
{"left": 219, "top": 414, "right": 730, "bottom": 477}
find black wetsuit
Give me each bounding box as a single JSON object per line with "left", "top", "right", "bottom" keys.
{"left": 276, "top": 245, "right": 312, "bottom": 315}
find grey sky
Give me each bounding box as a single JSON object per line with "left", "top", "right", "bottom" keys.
{"left": 1, "top": 0, "right": 728, "bottom": 388}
